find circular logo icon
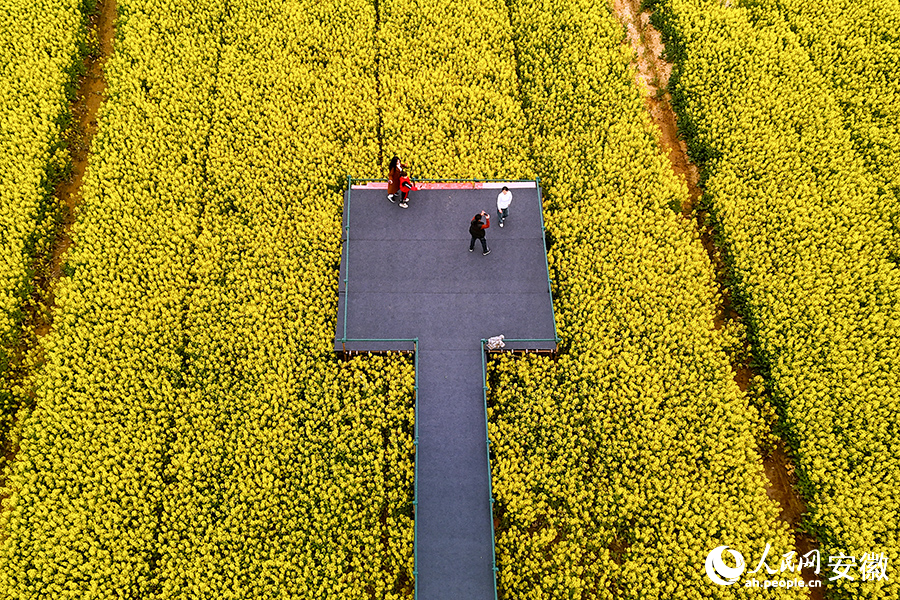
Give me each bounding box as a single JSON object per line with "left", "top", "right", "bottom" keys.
{"left": 705, "top": 545, "right": 746, "bottom": 585}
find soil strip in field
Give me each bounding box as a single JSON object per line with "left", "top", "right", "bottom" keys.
{"left": 1, "top": 0, "right": 116, "bottom": 499}
{"left": 609, "top": 0, "right": 824, "bottom": 595}
{"left": 45, "top": 0, "right": 117, "bottom": 321}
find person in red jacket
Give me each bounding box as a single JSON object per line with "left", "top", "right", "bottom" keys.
{"left": 387, "top": 156, "right": 407, "bottom": 203}
{"left": 469, "top": 211, "right": 491, "bottom": 255}
{"left": 397, "top": 170, "right": 415, "bottom": 208}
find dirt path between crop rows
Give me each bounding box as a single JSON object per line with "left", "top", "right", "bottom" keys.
{"left": 0, "top": 0, "right": 116, "bottom": 508}
{"left": 609, "top": 0, "right": 824, "bottom": 595}
{"left": 45, "top": 0, "right": 116, "bottom": 319}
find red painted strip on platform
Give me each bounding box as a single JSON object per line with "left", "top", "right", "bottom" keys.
{"left": 482, "top": 181, "right": 536, "bottom": 189}
{"left": 350, "top": 181, "right": 536, "bottom": 190}
{"left": 422, "top": 182, "right": 483, "bottom": 190}
{"left": 351, "top": 182, "right": 497, "bottom": 190}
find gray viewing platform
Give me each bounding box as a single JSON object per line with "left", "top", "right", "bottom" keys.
{"left": 335, "top": 179, "right": 557, "bottom": 599}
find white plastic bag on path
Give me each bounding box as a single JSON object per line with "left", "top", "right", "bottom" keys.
{"left": 486, "top": 335, "right": 505, "bottom": 350}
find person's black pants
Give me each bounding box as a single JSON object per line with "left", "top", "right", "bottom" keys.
{"left": 470, "top": 235, "right": 488, "bottom": 252}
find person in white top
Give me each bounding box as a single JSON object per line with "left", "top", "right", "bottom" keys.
{"left": 496, "top": 186, "right": 512, "bottom": 228}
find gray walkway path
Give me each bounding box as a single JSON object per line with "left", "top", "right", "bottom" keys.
{"left": 335, "top": 181, "right": 556, "bottom": 599}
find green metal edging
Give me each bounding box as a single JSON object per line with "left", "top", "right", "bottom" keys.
{"left": 535, "top": 177, "right": 561, "bottom": 344}
{"left": 340, "top": 179, "right": 418, "bottom": 597}
{"left": 413, "top": 339, "right": 420, "bottom": 600}
{"left": 481, "top": 339, "right": 501, "bottom": 600}
{"left": 341, "top": 175, "right": 352, "bottom": 343}
{"left": 338, "top": 338, "right": 419, "bottom": 343}
{"left": 491, "top": 338, "right": 558, "bottom": 343}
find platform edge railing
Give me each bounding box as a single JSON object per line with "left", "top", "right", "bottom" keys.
{"left": 487, "top": 337, "right": 559, "bottom": 353}
{"left": 481, "top": 335, "right": 556, "bottom": 600}
{"left": 339, "top": 181, "right": 419, "bottom": 595}
{"left": 481, "top": 339, "right": 501, "bottom": 600}
{"left": 535, "top": 177, "right": 561, "bottom": 344}
{"left": 413, "top": 338, "right": 420, "bottom": 600}
{"left": 340, "top": 175, "right": 352, "bottom": 348}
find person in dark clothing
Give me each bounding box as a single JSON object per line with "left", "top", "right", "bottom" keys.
{"left": 469, "top": 211, "right": 491, "bottom": 255}
{"left": 387, "top": 156, "right": 407, "bottom": 203}
{"left": 397, "top": 170, "right": 414, "bottom": 208}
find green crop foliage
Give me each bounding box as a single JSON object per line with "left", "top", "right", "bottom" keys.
{"left": 651, "top": 0, "right": 900, "bottom": 597}
{"left": 380, "top": 0, "right": 804, "bottom": 595}
{"left": 378, "top": 0, "right": 532, "bottom": 179}
{"left": 156, "top": 1, "right": 413, "bottom": 597}
{"left": 0, "top": 0, "right": 89, "bottom": 455}
{"left": 0, "top": 0, "right": 227, "bottom": 595}
{"left": 3, "top": 0, "right": 895, "bottom": 596}
{"left": 374, "top": 0, "right": 812, "bottom": 595}
{"left": 760, "top": 0, "right": 900, "bottom": 263}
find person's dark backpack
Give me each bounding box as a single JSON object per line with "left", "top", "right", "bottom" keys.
{"left": 469, "top": 218, "right": 483, "bottom": 237}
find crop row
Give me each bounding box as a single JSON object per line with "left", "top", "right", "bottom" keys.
{"left": 378, "top": 0, "right": 532, "bottom": 178}
{"left": 0, "top": 0, "right": 415, "bottom": 597}
{"left": 156, "top": 0, "right": 414, "bottom": 597}
{"left": 0, "top": 0, "right": 226, "bottom": 595}
{"left": 483, "top": 0, "right": 801, "bottom": 597}
{"left": 763, "top": 0, "right": 900, "bottom": 262}
{"left": 0, "top": 0, "right": 90, "bottom": 456}
{"left": 651, "top": 0, "right": 900, "bottom": 598}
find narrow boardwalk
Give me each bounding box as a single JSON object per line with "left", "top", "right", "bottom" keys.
{"left": 336, "top": 181, "right": 556, "bottom": 598}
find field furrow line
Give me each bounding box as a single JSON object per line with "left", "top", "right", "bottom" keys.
{"left": 0, "top": 0, "right": 97, "bottom": 487}
{"left": 612, "top": 0, "right": 824, "bottom": 594}
{"left": 0, "top": 0, "right": 225, "bottom": 593}
{"left": 650, "top": 0, "right": 900, "bottom": 596}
